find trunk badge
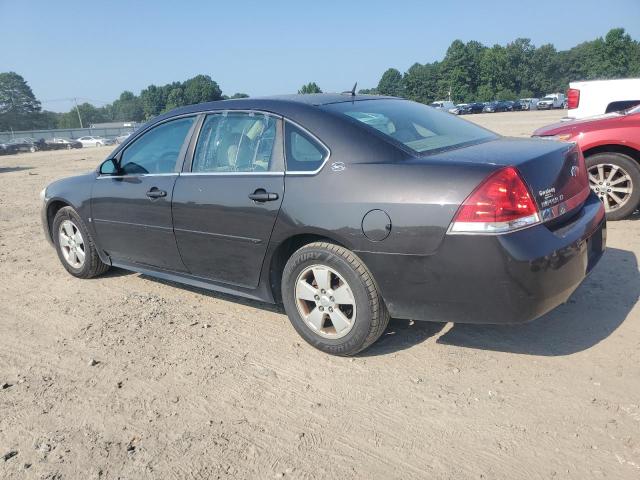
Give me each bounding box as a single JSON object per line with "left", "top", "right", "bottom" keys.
{"left": 331, "top": 162, "right": 346, "bottom": 172}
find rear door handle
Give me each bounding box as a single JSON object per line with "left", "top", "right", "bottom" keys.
{"left": 248, "top": 189, "right": 279, "bottom": 202}
{"left": 146, "top": 187, "right": 167, "bottom": 199}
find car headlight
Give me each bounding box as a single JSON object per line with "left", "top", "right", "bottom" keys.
{"left": 39, "top": 187, "right": 47, "bottom": 201}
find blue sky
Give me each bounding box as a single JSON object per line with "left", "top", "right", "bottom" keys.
{"left": 1, "top": 0, "right": 639, "bottom": 112}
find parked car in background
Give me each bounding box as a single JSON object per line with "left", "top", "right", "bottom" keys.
{"left": 0, "top": 142, "right": 15, "bottom": 155}
{"left": 40, "top": 94, "right": 605, "bottom": 355}
{"left": 51, "top": 138, "right": 83, "bottom": 149}
{"left": 449, "top": 104, "right": 468, "bottom": 114}
{"left": 115, "top": 132, "right": 133, "bottom": 144}
{"left": 453, "top": 102, "right": 484, "bottom": 115}
{"left": 430, "top": 100, "right": 455, "bottom": 110}
{"left": 483, "top": 101, "right": 512, "bottom": 113}
{"left": 76, "top": 136, "right": 114, "bottom": 147}
{"left": 533, "top": 104, "right": 640, "bottom": 220}
{"left": 519, "top": 98, "right": 539, "bottom": 110}
{"left": 0, "top": 137, "right": 38, "bottom": 153}
{"left": 537, "top": 93, "right": 566, "bottom": 110}
{"left": 466, "top": 102, "right": 485, "bottom": 114}
{"left": 567, "top": 78, "right": 640, "bottom": 119}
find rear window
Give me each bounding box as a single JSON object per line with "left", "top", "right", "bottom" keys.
{"left": 323, "top": 99, "right": 496, "bottom": 154}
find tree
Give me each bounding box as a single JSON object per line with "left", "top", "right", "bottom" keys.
{"left": 57, "top": 102, "right": 108, "bottom": 128}
{"left": 404, "top": 62, "right": 440, "bottom": 104}
{"left": 0, "top": 72, "right": 42, "bottom": 131}
{"left": 165, "top": 87, "right": 186, "bottom": 111}
{"left": 357, "top": 88, "right": 378, "bottom": 95}
{"left": 438, "top": 40, "right": 484, "bottom": 102}
{"left": 111, "top": 91, "right": 144, "bottom": 121}
{"left": 377, "top": 68, "right": 404, "bottom": 97}
{"left": 140, "top": 84, "right": 166, "bottom": 118}
{"left": 298, "top": 82, "right": 322, "bottom": 94}
{"left": 183, "top": 74, "right": 222, "bottom": 105}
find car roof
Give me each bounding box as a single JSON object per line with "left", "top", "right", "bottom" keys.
{"left": 161, "top": 93, "right": 397, "bottom": 118}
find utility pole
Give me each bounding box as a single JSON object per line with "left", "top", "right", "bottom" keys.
{"left": 73, "top": 97, "right": 83, "bottom": 128}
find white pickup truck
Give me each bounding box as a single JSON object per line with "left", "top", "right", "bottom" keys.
{"left": 537, "top": 93, "right": 566, "bottom": 110}
{"left": 567, "top": 78, "right": 640, "bottom": 119}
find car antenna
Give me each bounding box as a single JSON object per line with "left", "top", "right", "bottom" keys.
{"left": 342, "top": 82, "right": 357, "bottom": 97}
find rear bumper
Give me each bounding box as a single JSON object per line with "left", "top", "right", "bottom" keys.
{"left": 358, "top": 194, "right": 606, "bottom": 324}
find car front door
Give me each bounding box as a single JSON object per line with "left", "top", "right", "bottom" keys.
{"left": 91, "top": 116, "right": 197, "bottom": 271}
{"left": 172, "top": 111, "right": 284, "bottom": 288}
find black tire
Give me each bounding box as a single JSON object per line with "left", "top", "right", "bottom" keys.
{"left": 281, "top": 242, "right": 389, "bottom": 356}
{"left": 586, "top": 152, "right": 640, "bottom": 221}
{"left": 52, "top": 206, "right": 110, "bottom": 278}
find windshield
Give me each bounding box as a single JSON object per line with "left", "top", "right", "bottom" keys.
{"left": 323, "top": 99, "right": 497, "bottom": 154}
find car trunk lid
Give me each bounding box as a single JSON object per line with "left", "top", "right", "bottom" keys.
{"left": 426, "top": 137, "right": 591, "bottom": 224}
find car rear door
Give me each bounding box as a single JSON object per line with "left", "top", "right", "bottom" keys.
{"left": 171, "top": 111, "right": 284, "bottom": 288}
{"left": 91, "top": 116, "right": 197, "bottom": 271}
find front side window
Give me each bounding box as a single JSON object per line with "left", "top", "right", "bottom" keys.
{"left": 323, "top": 99, "right": 496, "bottom": 155}
{"left": 119, "top": 116, "right": 195, "bottom": 175}
{"left": 284, "top": 123, "right": 327, "bottom": 172}
{"left": 192, "top": 112, "right": 276, "bottom": 173}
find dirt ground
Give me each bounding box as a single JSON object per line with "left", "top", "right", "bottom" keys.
{"left": 1, "top": 109, "right": 639, "bottom": 479}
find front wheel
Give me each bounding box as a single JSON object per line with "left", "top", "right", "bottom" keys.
{"left": 281, "top": 242, "right": 389, "bottom": 356}
{"left": 53, "top": 207, "right": 110, "bottom": 278}
{"left": 587, "top": 152, "right": 640, "bottom": 220}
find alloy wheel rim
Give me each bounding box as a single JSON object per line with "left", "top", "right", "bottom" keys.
{"left": 294, "top": 265, "right": 356, "bottom": 339}
{"left": 588, "top": 163, "right": 633, "bottom": 212}
{"left": 58, "top": 220, "right": 86, "bottom": 268}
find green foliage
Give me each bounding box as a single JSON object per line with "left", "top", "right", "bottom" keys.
{"left": 298, "top": 82, "right": 322, "bottom": 94}
{"left": 362, "top": 27, "right": 640, "bottom": 106}
{"left": 377, "top": 68, "right": 404, "bottom": 97}
{"left": 183, "top": 75, "right": 222, "bottom": 105}
{"left": 111, "top": 91, "right": 143, "bottom": 122}
{"left": 0, "top": 72, "right": 42, "bottom": 131}
{"left": 57, "top": 102, "right": 109, "bottom": 128}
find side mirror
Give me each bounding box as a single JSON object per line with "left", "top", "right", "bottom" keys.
{"left": 99, "top": 158, "right": 119, "bottom": 175}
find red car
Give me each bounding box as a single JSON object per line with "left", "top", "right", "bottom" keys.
{"left": 533, "top": 105, "right": 640, "bottom": 220}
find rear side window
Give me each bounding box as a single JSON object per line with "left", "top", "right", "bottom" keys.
{"left": 192, "top": 112, "right": 276, "bottom": 173}
{"left": 120, "top": 117, "right": 195, "bottom": 175}
{"left": 284, "top": 123, "right": 327, "bottom": 172}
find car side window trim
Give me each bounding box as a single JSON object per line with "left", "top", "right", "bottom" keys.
{"left": 283, "top": 119, "right": 331, "bottom": 176}
{"left": 97, "top": 113, "right": 198, "bottom": 178}
{"left": 181, "top": 109, "right": 285, "bottom": 175}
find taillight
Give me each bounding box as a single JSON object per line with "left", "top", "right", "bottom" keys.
{"left": 567, "top": 88, "right": 580, "bottom": 109}
{"left": 449, "top": 167, "right": 540, "bottom": 234}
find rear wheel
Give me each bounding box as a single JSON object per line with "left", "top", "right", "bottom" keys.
{"left": 281, "top": 242, "right": 389, "bottom": 356}
{"left": 53, "top": 207, "right": 110, "bottom": 278}
{"left": 586, "top": 152, "right": 640, "bottom": 220}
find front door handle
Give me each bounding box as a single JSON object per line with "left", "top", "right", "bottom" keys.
{"left": 248, "top": 189, "right": 279, "bottom": 202}
{"left": 146, "top": 187, "right": 167, "bottom": 199}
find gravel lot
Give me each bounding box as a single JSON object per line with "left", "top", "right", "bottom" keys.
{"left": 1, "top": 109, "right": 639, "bottom": 479}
